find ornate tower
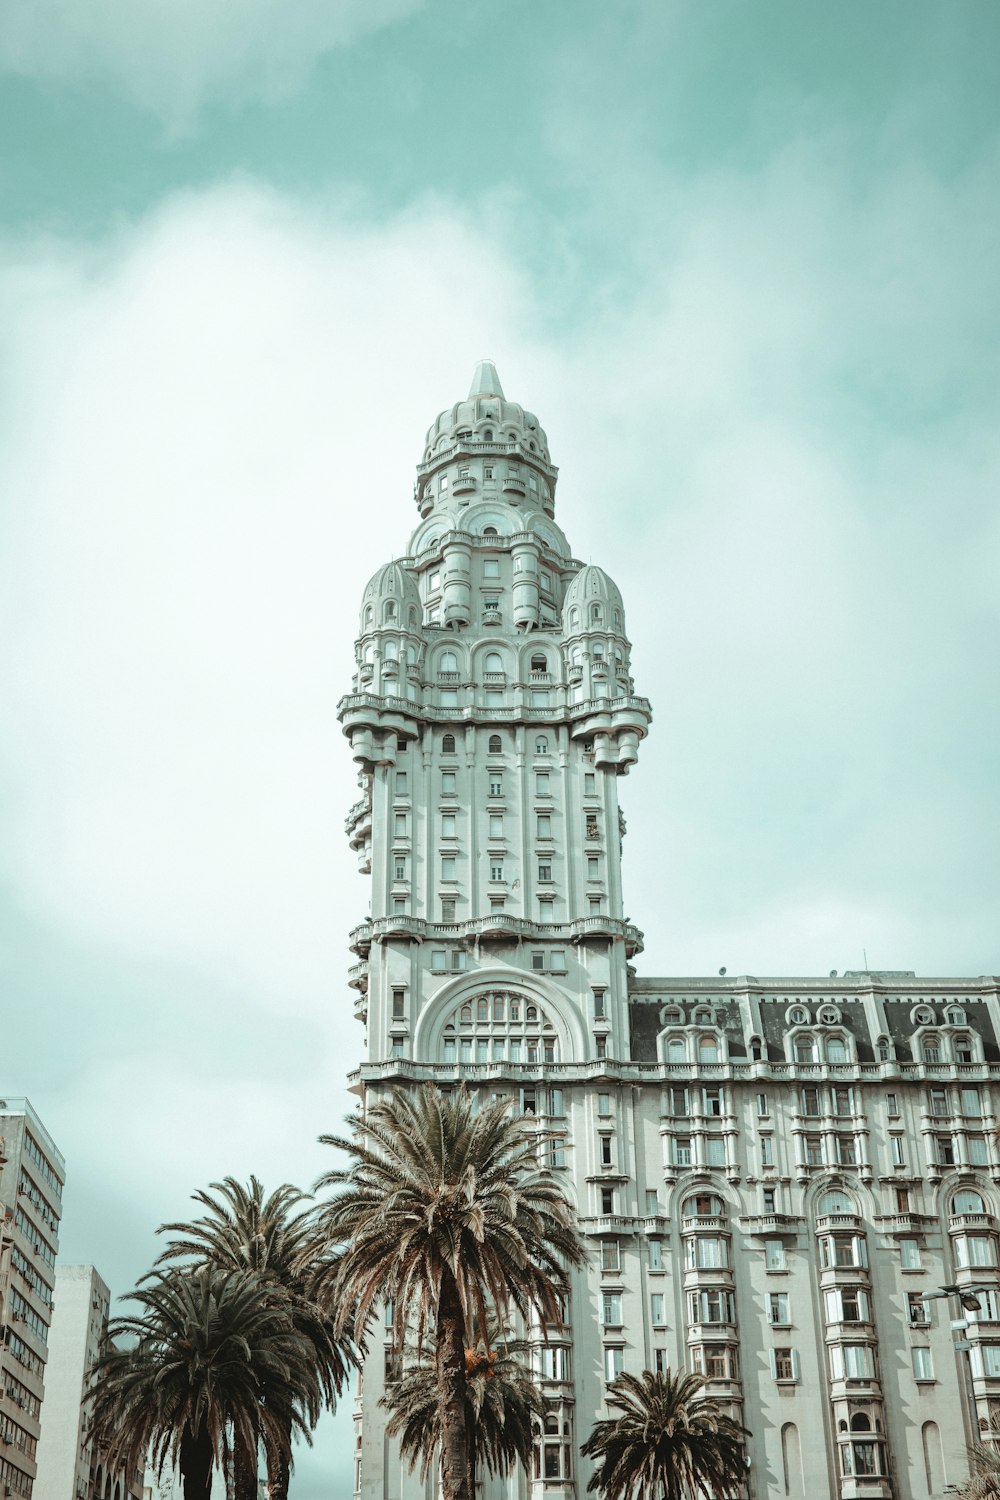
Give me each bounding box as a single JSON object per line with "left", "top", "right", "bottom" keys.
{"left": 339, "top": 362, "right": 652, "bottom": 1497}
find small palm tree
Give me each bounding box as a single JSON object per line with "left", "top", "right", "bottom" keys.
{"left": 580, "top": 1367, "right": 748, "bottom": 1500}
{"left": 313, "top": 1085, "right": 583, "bottom": 1500}
{"left": 959, "top": 1433, "right": 1000, "bottom": 1500}
{"left": 156, "top": 1176, "right": 354, "bottom": 1500}
{"left": 88, "top": 1267, "right": 313, "bottom": 1500}
{"left": 383, "top": 1327, "right": 545, "bottom": 1490}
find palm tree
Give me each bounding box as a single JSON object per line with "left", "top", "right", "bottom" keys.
{"left": 88, "top": 1266, "right": 313, "bottom": 1500}
{"left": 580, "top": 1368, "right": 748, "bottom": 1500}
{"left": 156, "top": 1176, "right": 354, "bottom": 1500}
{"left": 382, "top": 1327, "right": 545, "bottom": 1491}
{"left": 313, "top": 1084, "right": 583, "bottom": 1500}
{"left": 958, "top": 1432, "right": 1000, "bottom": 1500}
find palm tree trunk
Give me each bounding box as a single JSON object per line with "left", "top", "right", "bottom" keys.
{"left": 435, "top": 1269, "right": 471, "bottom": 1500}
{"left": 233, "top": 1435, "right": 258, "bottom": 1500}
{"left": 180, "top": 1425, "right": 215, "bottom": 1500}
{"left": 266, "top": 1427, "right": 292, "bottom": 1500}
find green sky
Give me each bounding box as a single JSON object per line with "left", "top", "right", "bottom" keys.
{"left": 2, "top": 3, "right": 999, "bottom": 1493}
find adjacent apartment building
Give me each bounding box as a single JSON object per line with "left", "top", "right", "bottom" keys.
{"left": 338, "top": 364, "right": 1000, "bottom": 1499}
{"left": 0, "top": 1098, "right": 63, "bottom": 1500}
{"left": 32, "top": 1264, "right": 143, "bottom": 1500}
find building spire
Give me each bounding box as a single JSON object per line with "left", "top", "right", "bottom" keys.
{"left": 468, "top": 359, "right": 505, "bottom": 400}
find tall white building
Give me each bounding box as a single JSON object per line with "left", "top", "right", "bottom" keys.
{"left": 32, "top": 1265, "right": 143, "bottom": 1500}
{"left": 0, "top": 1098, "right": 63, "bottom": 1500}
{"left": 340, "top": 364, "right": 1000, "bottom": 1500}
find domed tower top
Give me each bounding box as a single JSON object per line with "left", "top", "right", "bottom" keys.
{"left": 562, "top": 563, "right": 627, "bottom": 636}
{"left": 415, "top": 363, "right": 558, "bottom": 524}
{"left": 358, "top": 559, "right": 421, "bottom": 634}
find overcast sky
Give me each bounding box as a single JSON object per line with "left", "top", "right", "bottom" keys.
{"left": 2, "top": 2, "right": 998, "bottom": 1493}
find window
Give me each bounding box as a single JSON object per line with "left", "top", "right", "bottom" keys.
{"left": 593, "top": 990, "right": 607, "bottom": 1019}
{"left": 598, "top": 1092, "right": 611, "bottom": 1115}
{"left": 645, "top": 1189, "right": 659, "bottom": 1215}
{"left": 669, "top": 1086, "right": 689, "bottom": 1116}
{"left": 818, "top": 1189, "right": 854, "bottom": 1214}
{"left": 684, "top": 1237, "right": 727, "bottom": 1270}
{"left": 886, "top": 1093, "right": 899, "bottom": 1117}
{"left": 827, "top": 1036, "right": 848, "bottom": 1064}
{"left": 891, "top": 1136, "right": 905, "bottom": 1166}
{"left": 829, "top": 1344, "right": 875, "bottom": 1380}
{"left": 683, "top": 1192, "right": 724, "bottom": 1218}
{"left": 535, "top": 1345, "right": 571, "bottom": 1383}
{"left": 600, "top": 1136, "right": 613, "bottom": 1167}
{"left": 961, "top": 1088, "right": 983, "bottom": 1117}
{"left": 698, "top": 1035, "right": 719, "bottom": 1063}
{"left": 673, "top": 1137, "right": 692, "bottom": 1167}
{"left": 441, "top": 771, "right": 456, "bottom": 795}
{"left": 441, "top": 898, "right": 456, "bottom": 922}
{"left": 923, "top": 1040, "right": 941, "bottom": 1063}
{"left": 649, "top": 1239, "right": 663, "bottom": 1270}
{"left": 955, "top": 1236, "right": 998, "bottom": 1268}
{"left": 795, "top": 1037, "right": 815, "bottom": 1064}
{"left": 953, "top": 1190, "right": 986, "bottom": 1215}
{"left": 982, "top": 1346, "right": 1000, "bottom": 1378}
{"left": 536, "top": 814, "right": 551, "bottom": 838}
{"left": 772, "top": 1348, "right": 798, "bottom": 1382}
{"left": 394, "top": 857, "right": 406, "bottom": 880}
{"left": 820, "top": 1235, "right": 867, "bottom": 1270}
{"left": 833, "top": 1087, "right": 853, "bottom": 1116}
{"left": 688, "top": 1289, "right": 736, "bottom": 1324}
{"left": 936, "top": 1136, "right": 955, "bottom": 1166}
{"left": 538, "top": 863, "right": 552, "bottom": 882}
{"left": 899, "top": 1238, "right": 921, "bottom": 1270}
{"left": 955, "top": 1035, "right": 974, "bottom": 1063}
{"left": 441, "top": 856, "right": 456, "bottom": 881}
{"left": 441, "top": 812, "right": 456, "bottom": 837}
{"left": 704, "top": 1087, "right": 723, "bottom": 1116}
{"left": 601, "top": 1293, "right": 622, "bottom": 1326}
{"left": 706, "top": 1137, "right": 726, "bottom": 1168}
{"left": 970, "top": 1136, "right": 990, "bottom": 1166}
{"left": 535, "top": 772, "right": 550, "bottom": 795}
{"left": 912, "top": 1347, "right": 934, "bottom": 1381}
{"left": 604, "top": 1347, "right": 624, "bottom": 1383}
{"left": 394, "top": 813, "right": 407, "bottom": 836}
{"left": 769, "top": 1293, "right": 790, "bottom": 1325}
{"left": 694, "top": 1345, "right": 737, "bottom": 1381}
{"left": 908, "top": 1293, "right": 929, "bottom": 1326}
{"left": 757, "top": 1092, "right": 769, "bottom": 1117}
{"left": 878, "top": 1036, "right": 892, "bottom": 1061}
{"left": 837, "top": 1136, "right": 858, "bottom": 1167}
{"left": 595, "top": 1034, "right": 607, "bottom": 1059}
{"left": 800, "top": 1086, "right": 820, "bottom": 1116}
{"left": 600, "top": 1239, "right": 620, "bottom": 1273}
{"left": 805, "top": 1136, "right": 823, "bottom": 1167}
{"left": 762, "top": 1187, "right": 776, "bottom": 1213}
{"left": 483, "top": 558, "right": 500, "bottom": 578}
{"left": 650, "top": 1293, "right": 665, "bottom": 1325}
{"left": 825, "top": 1287, "right": 870, "bottom": 1324}
{"left": 391, "top": 989, "right": 405, "bottom": 1020}
{"left": 587, "top": 855, "right": 599, "bottom": 877}
{"left": 896, "top": 1188, "right": 910, "bottom": 1212}
{"left": 760, "top": 1136, "right": 774, "bottom": 1167}
{"left": 929, "top": 1087, "right": 949, "bottom": 1116}
{"left": 765, "top": 1240, "right": 786, "bottom": 1271}
{"left": 601, "top": 1187, "right": 615, "bottom": 1215}
{"left": 548, "top": 1087, "right": 564, "bottom": 1117}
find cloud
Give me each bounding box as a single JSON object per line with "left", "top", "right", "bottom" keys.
{"left": 0, "top": 0, "right": 422, "bottom": 131}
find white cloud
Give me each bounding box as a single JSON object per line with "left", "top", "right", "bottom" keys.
{"left": 0, "top": 0, "right": 421, "bottom": 130}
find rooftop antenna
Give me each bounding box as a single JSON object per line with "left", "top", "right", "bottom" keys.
{"left": 863, "top": 948, "right": 870, "bottom": 973}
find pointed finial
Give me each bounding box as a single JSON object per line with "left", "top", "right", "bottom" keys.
{"left": 468, "top": 360, "right": 505, "bottom": 400}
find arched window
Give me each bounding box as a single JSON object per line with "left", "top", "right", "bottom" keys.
{"left": 817, "top": 1189, "right": 854, "bottom": 1214}
{"left": 698, "top": 1035, "right": 720, "bottom": 1063}
{"left": 590, "top": 603, "right": 602, "bottom": 623}
{"left": 750, "top": 1037, "right": 763, "bottom": 1061}
{"left": 484, "top": 651, "right": 503, "bottom": 673}
{"left": 692, "top": 1007, "right": 712, "bottom": 1025}
{"left": 818, "top": 1005, "right": 840, "bottom": 1025}
{"left": 406, "top": 644, "right": 417, "bottom": 664}
{"left": 483, "top": 430, "right": 494, "bottom": 440}
{"left": 460, "top": 1004, "right": 472, "bottom": 1025}
{"left": 441, "top": 991, "right": 559, "bottom": 1067}
{"left": 851, "top": 1414, "right": 872, "bottom": 1432}
{"left": 661, "top": 1007, "right": 684, "bottom": 1025}
{"left": 364, "top": 605, "right": 374, "bottom": 626}
{"left": 877, "top": 1036, "right": 891, "bottom": 1061}
{"left": 535, "top": 736, "right": 548, "bottom": 754}
{"left": 666, "top": 1036, "right": 686, "bottom": 1062}
{"left": 953, "top": 1190, "right": 986, "bottom": 1215}
{"left": 442, "top": 733, "right": 456, "bottom": 753}
{"left": 794, "top": 1036, "right": 815, "bottom": 1064}
{"left": 569, "top": 607, "right": 579, "bottom": 627}
{"left": 923, "top": 1038, "right": 941, "bottom": 1064}
{"left": 383, "top": 640, "right": 398, "bottom": 661}
{"left": 483, "top": 525, "right": 499, "bottom": 537}
{"left": 613, "top": 609, "right": 621, "bottom": 627}
{"left": 385, "top": 601, "right": 396, "bottom": 619}
{"left": 530, "top": 652, "right": 547, "bottom": 671}
{"left": 827, "top": 1035, "right": 849, "bottom": 1064}
{"left": 946, "top": 1006, "right": 965, "bottom": 1025}
{"left": 683, "top": 1192, "right": 724, "bottom": 1217}
{"left": 488, "top": 734, "right": 502, "bottom": 754}
{"left": 440, "top": 650, "right": 458, "bottom": 672}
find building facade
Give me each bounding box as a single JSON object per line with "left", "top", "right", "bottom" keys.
{"left": 339, "top": 364, "right": 1000, "bottom": 1500}
{"left": 0, "top": 1098, "right": 64, "bottom": 1500}
{"left": 32, "top": 1265, "right": 143, "bottom": 1500}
